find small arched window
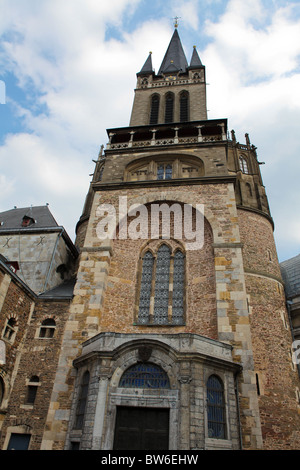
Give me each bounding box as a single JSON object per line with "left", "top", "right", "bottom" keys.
{"left": 207, "top": 375, "right": 227, "bottom": 439}
{"left": 39, "top": 318, "right": 56, "bottom": 338}
{"left": 165, "top": 93, "right": 174, "bottom": 123}
{"left": 119, "top": 363, "right": 170, "bottom": 389}
{"left": 75, "top": 371, "right": 90, "bottom": 430}
{"left": 239, "top": 156, "right": 249, "bottom": 174}
{"left": 150, "top": 94, "right": 160, "bottom": 125}
{"left": 180, "top": 91, "right": 189, "bottom": 122}
{"left": 137, "top": 244, "right": 185, "bottom": 325}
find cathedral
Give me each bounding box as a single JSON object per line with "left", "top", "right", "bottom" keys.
{"left": 0, "top": 27, "right": 300, "bottom": 451}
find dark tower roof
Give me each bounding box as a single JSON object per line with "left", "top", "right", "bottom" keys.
{"left": 137, "top": 52, "right": 154, "bottom": 76}
{"left": 189, "top": 46, "right": 203, "bottom": 68}
{"left": 158, "top": 28, "right": 188, "bottom": 75}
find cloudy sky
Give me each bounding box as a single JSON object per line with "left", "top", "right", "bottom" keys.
{"left": 0, "top": 0, "right": 300, "bottom": 262}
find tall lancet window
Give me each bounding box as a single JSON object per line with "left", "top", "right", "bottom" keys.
{"left": 150, "top": 94, "right": 160, "bottom": 125}
{"left": 153, "top": 244, "right": 171, "bottom": 324}
{"left": 137, "top": 243, "right": 185, "bottom": 325}
{"left": 165, "top": 93, "right": 174, "bottom": 123}
{"left": 239, "top": 155, "right": 249, "bottom": 174}
{"left": 180, "top": 91, "right": 189, "bottom": 122}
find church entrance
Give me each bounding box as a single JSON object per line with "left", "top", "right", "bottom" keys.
{"left": 113, "top": 406, "right": 169, "bottom": 450}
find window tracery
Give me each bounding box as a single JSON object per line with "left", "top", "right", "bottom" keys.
{"left": 137, "top": 243, "right": 185, "bottom": 325}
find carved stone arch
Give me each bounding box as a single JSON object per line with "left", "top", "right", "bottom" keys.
{"left": 109, "top": 338, "right": 179, "bottom": 390}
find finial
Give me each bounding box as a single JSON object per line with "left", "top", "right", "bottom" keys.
{"left": 173, "top": 16, "right": 181, "bottom": 28}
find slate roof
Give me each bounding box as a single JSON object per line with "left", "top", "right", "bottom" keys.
{"left": 0, "top": 205, "right": 58, "bottom": 230}
{"left": 38, "top": 277, "right": 76, "bottom": 300}
{"left": 157, "top": 28, "right": 189, "bottom": 75}
{"left": 280, "top": 254, "right": 300, "bottom": 298}
{"left": 189, "top": 46, "right": 202, "bottom": 68}
{"left": 137, "top": 53, "right": 154, "bottom": 76}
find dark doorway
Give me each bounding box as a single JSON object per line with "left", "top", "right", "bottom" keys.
{"left": 7, "top": 433, "right": 31, "bottom": 450}
{"left": 113, "top": 406, "right": 169, "bottom": 450}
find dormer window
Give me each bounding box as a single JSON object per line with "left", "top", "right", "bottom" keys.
{"left": 22, "top": 216, "right": 35, "bottom": 227}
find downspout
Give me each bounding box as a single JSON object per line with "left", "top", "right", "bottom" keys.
{"left": 41, "top": 228, "right": 64, "bottom": 294}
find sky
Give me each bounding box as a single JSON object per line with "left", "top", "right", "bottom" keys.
{"left": 0, "top": 0, "right": 300, "bottom": 263}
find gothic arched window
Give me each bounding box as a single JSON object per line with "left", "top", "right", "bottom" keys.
{"left": 207, "top": 375, "right": 227, "bottom": 439}
{"left": 75, "top": 371, "right": 90, "bottom": 430}
{"left": 239, "top": 155, "right": 249, "bottom": 174}
{"left": 119, "top": 363, "right": 170, "bottom": 389}
{"left": 150, "top": 94, "right": 160, "bottom": 125}
{"left": 180, "top": 91, "right": 189, "bottom": 122}
{"left": 137, "top": 244, "right": 185, "bottom": 325}
{"left": 165, "top": 93, "right": 174, "bottom": 123}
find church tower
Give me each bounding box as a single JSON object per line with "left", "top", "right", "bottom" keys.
{"left": 42, "top": 27, "right": 300, "bottom": 451}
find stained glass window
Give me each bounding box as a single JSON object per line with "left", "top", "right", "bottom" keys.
{"left": 157, "top": 164, "right": 172, "bottom": 180}
{"left": 239, "top": 156, "right": 249, "bottom": 174}
{"left": 172, "top": 251, "right": 184, "bottom": 324}
{"left": 138, "top": 245, "right": 185, "bottom": 325}
{"left": 138, "top": 251, "right": 154, "bottom": 324}
{"left": 119, "top": 363, "right": 170, "bottom": 389}
{"left": 165, "top": 164, "right": 172, "bottom": 179}
{"left": 153, "top": 245, "right": 171, "bottom": 324}
{"left": 207, "top": 375, "right": 227, "bottom": 439}
{"left": 157, "top": 165, "right": 164, "bottom": 180}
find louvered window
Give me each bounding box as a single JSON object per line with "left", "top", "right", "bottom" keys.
{"left": 165, "top": 93, "right": 174, "bottom": 123}
{"left": 180, "top": 92, "right": 189, "bottom": 122}
{"left": 150, "top": 95, "right": 159, "bottom": 125}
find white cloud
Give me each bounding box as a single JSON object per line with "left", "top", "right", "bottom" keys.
{"left": 0, "top": 0, "right": 299, "bottom": 261}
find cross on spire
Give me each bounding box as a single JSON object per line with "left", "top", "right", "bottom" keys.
{"left": 173, "top": 16, "right": 181, "bottom": 28}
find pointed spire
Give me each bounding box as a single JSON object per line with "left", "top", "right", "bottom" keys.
{"left": 189, "top": 45, "right": 202, "bottom": 69}
{"left": 158, "top": 28, "right": 188, "bottom": 75}
{"left": 137, "top": 52, "right": 154, "bottom": 76}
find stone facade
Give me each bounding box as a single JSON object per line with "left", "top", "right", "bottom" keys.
{"left": 0, "top": 28, "right": 299, "bottom": 451}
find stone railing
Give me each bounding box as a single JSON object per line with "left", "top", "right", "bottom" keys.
{"left": 106, "top": 122, "right": 227, "bottom": 151}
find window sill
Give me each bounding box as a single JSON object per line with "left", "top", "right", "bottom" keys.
{"left": 205, "top": 438, "right": 232, "bottom": 450}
